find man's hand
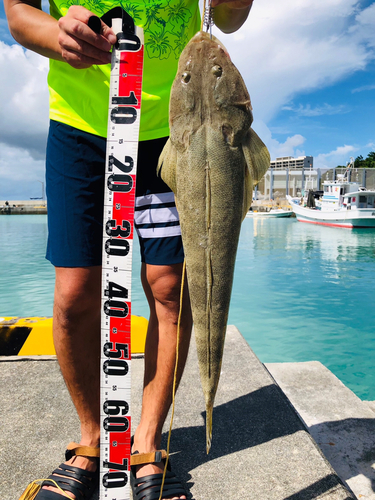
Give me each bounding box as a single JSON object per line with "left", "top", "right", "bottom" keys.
{"left": 58, "top": 6, "right": 117, "bottom": 69}
{"left": 212, "top": 0, "right": 253, "bottom": 9}
{"left": 212, "top": 0, "right": 253, "bottom": 33}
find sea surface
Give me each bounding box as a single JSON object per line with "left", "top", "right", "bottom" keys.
{"left": 1, "top": 214, "right": 374, "bottom": 400}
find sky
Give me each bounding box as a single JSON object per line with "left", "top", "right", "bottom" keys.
{"left": 0, "top": 0, "right": 375, "bottom": 200}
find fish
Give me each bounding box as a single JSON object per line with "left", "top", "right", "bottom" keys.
{"left": 157, "top": 30, "right": 270, "bottom": 453}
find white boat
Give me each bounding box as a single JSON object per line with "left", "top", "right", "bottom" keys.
{"left": 287, "top": 159, "right": 375, "bottom": 229}
{"left": 246, "top": 208, "right": 293, "bottom": 218}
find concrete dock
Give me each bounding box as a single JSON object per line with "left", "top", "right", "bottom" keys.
{"left": 1, "top": 326, "right": 374, "bottom": 500}
{"left": 0, "top": 200, "right": 47, "bottom": 215}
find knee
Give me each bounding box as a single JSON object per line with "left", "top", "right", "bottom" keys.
{"left": 146, "top": 265, "right": 184, "bottom": 312}
{"left": 54, "top": 269, "right": 101, "bottom": 327}
{"left": 152, "top": 277, "right": 182, "bottom": 311}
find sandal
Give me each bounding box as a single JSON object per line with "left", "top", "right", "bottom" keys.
{"left": 19, "top": 442, "right": 100, "bottom": 500}
{"left": 130, "top": 449, "right": 186, "bottom": 500}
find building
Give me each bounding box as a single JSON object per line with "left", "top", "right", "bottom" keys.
{"left": 256, "top": 168, "right": 319, "bottom": 200}
{"left": 270, "top": 156, "right": 313, "bottom": 169}
{"left": 254, "top": 155, "right": 318, "bottom": 200}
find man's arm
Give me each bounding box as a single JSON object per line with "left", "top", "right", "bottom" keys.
{"left": 4, "top": 0, "right": 116, "bottom": 68}
{"left": 212, "top": 0, "right": 254, "bottom": 34}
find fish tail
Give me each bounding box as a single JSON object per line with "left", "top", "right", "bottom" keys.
{"left": 206, "top": 402, "right": 213, "bottom": 454}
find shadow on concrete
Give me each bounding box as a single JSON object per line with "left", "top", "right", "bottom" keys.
{"left": 309, "top": 418, "right": 375, "bottom": 496}
{"left": 283, "top": 474, "right": 352, "bottom": 500}
{"left": 166, "top": 384, "right": 304, "bottom": 459}
{"left": 161, "top": 386, "right": 350, "bottom": 499}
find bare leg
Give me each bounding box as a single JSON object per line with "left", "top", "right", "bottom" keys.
{"left": 132, "top": 262, "right": 192, "bottom": 500}
{"left": 41, "top": 262, "right": 191, "bottom": 500}
{"left": 42, "top": 266, "right": 101, "bottom": 497}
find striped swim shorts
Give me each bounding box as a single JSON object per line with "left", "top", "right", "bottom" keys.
{"left": 45, "top": 120, "right": 183, "bottom": 267}
{"left": 135, "top": 136, "right": 184, "bottom": 265}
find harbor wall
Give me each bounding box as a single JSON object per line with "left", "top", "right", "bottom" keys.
{"left": 255, "top": 167, "right": 375, "bottom": 202}
{"left": 0, "top": 200, "right": 47, "bottom": 215}
{"left": 4, "top": 167, "right": 375, "bottom": 213}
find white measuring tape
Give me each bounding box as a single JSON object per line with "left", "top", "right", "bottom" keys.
{"left": 91, "top": 8, "right": 144, "bottom": 499}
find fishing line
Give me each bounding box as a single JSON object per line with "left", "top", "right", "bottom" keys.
{"left": 18, "top": 479, "right": 74, "bottom": 500}
{"left": 158, "top": 259, "right": 186, "bottom": 500}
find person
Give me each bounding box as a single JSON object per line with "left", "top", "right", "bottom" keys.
{"left": 4, "top": 0, "right": 253, "bottom": 498}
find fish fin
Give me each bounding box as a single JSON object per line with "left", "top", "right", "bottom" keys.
{"left": 242, "top": 127, "right": 270, "bottom": 185}
{"left": 241, "top": 128, "right": 270, "bottom": 218}
{"left": 157, "top": 138, "right": 178, "bottom": 194}
{"left": 206, "top": 402, "right": 213, "bottom": 454}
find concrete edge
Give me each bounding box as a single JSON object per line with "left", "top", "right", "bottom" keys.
{"left": 0, "top": 355, "right": 57, "bottom": 362}
{"left": 364, "top": 401, "right": 375, "bottom": 414}
{"left": 0, "top": 354, "right": 146, "bottom": 362}
{"left": 262, "top": 361, "right": 359, "bottom": 499}
{"left": 225, "top": 336, "right": 358, "bottom": 499}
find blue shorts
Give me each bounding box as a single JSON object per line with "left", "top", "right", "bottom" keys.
{"left": 45, "top": 120, "right": 183, "bottom": 267}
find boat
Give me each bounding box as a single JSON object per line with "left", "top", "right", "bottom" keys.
{"left": 287, "top": 158, "right": 375, "bottom": 228}
{"left": 246, "top": 208, "right": 293, "bottom": 218}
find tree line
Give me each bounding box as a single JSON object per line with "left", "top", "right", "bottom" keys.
{"left": 338, "top": 152, "right": 375, "bottom": 169}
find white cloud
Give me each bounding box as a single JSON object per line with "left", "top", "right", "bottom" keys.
{"left": 282, "top": 103, "right": 349, "bottom": 117}
{"left": 253, "top": 120, "right": 362, "bottom": 171}
{"left": 352, "top": 84, "right": 375, "bottom": 93}
{"left": 214, "top": 0, "right": 374, "bottom": 121}
{"left": 0, "top": 42, "right": 49, "bottom": 198}
{"left": 1, "top": 0, "right": 375, "bottom": 198}
{"left": 0, "top": 42, "right": 49, "bottom": 158}
{"left": 252, "top": 119, "right": 305, "bottom": 160}
{"left": 314, "top": 144, "right": 357, "bottom": 170}
{"left": 0, "top": 142, "right": 46, "bottom": 200}
{"left": 351, "top": 3, "right": 375, "bottom": 48}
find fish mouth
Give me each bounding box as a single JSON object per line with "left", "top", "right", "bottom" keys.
{"left": 191, "top": 31, "right": 229, "bottom": 55}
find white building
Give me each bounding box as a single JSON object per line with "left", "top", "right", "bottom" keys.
{"left": 258, "top": 168, "right": 319, "bottom": 200}
{"left": 255, "top": 156, "right": 318, "bottom": 200}
{"left": 270, "top": 156, "right": 313, "bottom": 169}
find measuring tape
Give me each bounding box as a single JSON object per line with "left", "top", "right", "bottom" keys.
{"left": 91, "top": 8, "right": 144, "bottom": 499}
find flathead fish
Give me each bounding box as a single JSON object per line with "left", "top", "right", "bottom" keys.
{"left": 157, "top": 31, "right": 270, "bottom": 452}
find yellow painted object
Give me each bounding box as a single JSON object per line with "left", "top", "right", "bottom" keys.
{"left": 130, "top": 315, "right": 148, "bottom": 354}
{"left": 0, "top": 315, "right": 148, "bottom": 356}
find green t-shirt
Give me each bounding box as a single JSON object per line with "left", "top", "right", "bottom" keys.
{"left": 48, "top": 0, "right": 200, "bottom": 141}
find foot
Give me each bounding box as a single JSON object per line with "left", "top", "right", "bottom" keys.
{"left": 36, "top": 443, "right": 99, "bottom": 499}
{"left": 131, "top": 444, "right": 186, "bottom": 500}
{"left": 40, "top": 456, "right": 97, "bottom": 499}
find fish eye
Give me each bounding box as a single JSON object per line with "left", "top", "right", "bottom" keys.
{"left": 181, "top": 72, "right": 191, "bottom": 83}
{"left": 212, "top": 65, "right": 222, "bottom": 77}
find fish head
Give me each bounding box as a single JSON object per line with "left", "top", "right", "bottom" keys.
{"left": 169, "top": 31, "right": 253, "bottom": 149}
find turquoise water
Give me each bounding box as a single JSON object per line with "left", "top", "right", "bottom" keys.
{"left": 1, "top": 215, "right": 374, "bottom": 400}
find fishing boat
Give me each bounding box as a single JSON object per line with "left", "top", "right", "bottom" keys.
{"left": 246, "top": 208, "right": 293, "bottom": 218}
{"left": 287, "top": 159, "right": 375, "bottom": 228}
